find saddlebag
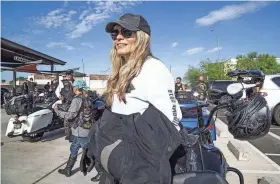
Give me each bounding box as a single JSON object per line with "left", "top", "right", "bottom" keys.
{"left": 4, "top": 95, "right": 31, "bottom": 116}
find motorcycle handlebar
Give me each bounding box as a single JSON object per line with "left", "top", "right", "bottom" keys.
{"left": 204, "top": 102, "right": 229, "bottom": 130}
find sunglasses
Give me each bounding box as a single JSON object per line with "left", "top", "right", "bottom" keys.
{"left": 110, "top": 28, "right": 134, "bottom": 40}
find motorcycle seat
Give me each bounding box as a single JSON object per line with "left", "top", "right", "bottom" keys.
{"left": 173, "top": 170, "right": 229, "bottom": 184}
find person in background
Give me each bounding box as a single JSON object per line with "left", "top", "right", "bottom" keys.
{"left": 175, "top": 77, "right": 185, "bottom": 93}
{"left": 51, "top": 79, "right": 59, "bottom": 92}
{"left": 236, "top": 76, "right": 248, "bottom": 99}
{"left": 53, "top": 80, "right": 93, "bottom": 177}
{"left": 22, "top": 78, "right": 37, "bottom": 108}
{"left": 184, "top": 84, "right": 189, "bottom": 90}
{"left": 55, "top": 71, "right": 74, "bottom": 99}
{"left": 248, "top": 78, "right": 261, "bottom": 98}
{"left": 237, "top": 76, "right": 243, "bottom": 83}
{"left": 27, "top": 78, "right": 36, "bottom": 93}
{"left": 253, "top": 78, "right": 261, "bottom": 93}
{"left": 44, "top": 82, "right": 50, "bottom": 91}
{"left": 199, "top": 75, "right": 204, "bottom": 82}
{"left": 195, "top": 75, "right": 208, "bottom": 101}
{"left": 55, "top": 70, "right": 75, "bottom": 140}
{"left": 22, "top": 81, "right": 29, "bottom": 95}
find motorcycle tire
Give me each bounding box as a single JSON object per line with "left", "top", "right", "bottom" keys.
{"left": 273, "top": 105, "right": 280, "bottom": 126}
{"left": 21, "top": 132, "right": 44, "bottom": 142}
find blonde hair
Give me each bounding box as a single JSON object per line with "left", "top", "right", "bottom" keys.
{"left": 105, "top": 30, "right": 151, "bottom": 105}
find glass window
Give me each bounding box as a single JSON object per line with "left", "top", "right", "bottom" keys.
{"left": 271, "top": 77, "right": 280, "bottom": 87}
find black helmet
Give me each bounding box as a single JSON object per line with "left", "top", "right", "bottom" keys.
{"left": 226, "top": 94, "right": 271, "bottom": 140}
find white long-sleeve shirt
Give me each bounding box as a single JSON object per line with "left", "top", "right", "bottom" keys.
{"left": 111, "top": 57, "right": 182, "bottom": 130}
{"left": 55, "top": 80, "right": 64, "bottom": 99}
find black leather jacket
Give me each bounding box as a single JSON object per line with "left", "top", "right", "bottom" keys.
{"left": 90, "top": 104, "right": 183, "bottom": 184}
{"left": 57, "top": 79, "right": 74, "bottom": 111}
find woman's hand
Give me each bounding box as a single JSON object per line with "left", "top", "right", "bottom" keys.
{"left": 52, "top": 100, "right": 62, "bottom": 109}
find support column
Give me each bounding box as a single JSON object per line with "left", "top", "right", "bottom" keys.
{"left": 13, "top": 70, "right": 16, "bottom": 96}
{"left": 51, "top": 64, "right": 54, "bottom": 72}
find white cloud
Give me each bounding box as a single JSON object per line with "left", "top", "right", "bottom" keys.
{"left": 46, "top": 42, "right": 74, "bottom": 50}
{"left": 38, "top": 9, "right": 77, "bottom": 28}
{"left": 171, "top": 42, "right": 178, "bottom": 48}
{"left": 81, "top": 42, "right": 95, "bottom": 48}
{"left": 196, "top": 2, "right": 269, "bottom": 26}
{"left": 69, "top": 10, "right": 76, "bottom": 16}
{"left": 67, "top": 1, "right": 140, "bottom": 39}
{"left": 68, "top": 13, "right": 110, "bottom": 39}
{"left": 207, "top": 46, "right": 223, "bottom": 53}
{"left": 79, "top": 10, "right": 90, "bottom": 20}
{"left": 185, "top": 47, "right": 205, "bottom": 55}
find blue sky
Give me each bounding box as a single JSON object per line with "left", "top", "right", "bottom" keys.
{"left": 1, "top": 1, "right": 280, "bottom": 81}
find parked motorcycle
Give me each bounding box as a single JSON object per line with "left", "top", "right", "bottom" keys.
{"left": 177, "top": 92, "right": 216, "bottom": 142}
{"left": 173, "top": 82, "right": 262, "bottom": 183}
{"left": 173, "top": 76, "right": 270, "bottom": 183}
{"left": 5, "top": 91, "right": 106, "bottom": 142}
{"left": 5, "top": 95, "right": 64, "bottom": 142}
{"left": 44, "top": 91, "right": 58, "bottom": 104}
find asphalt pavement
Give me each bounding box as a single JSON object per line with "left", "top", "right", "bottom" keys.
{"left": 207, "top": 105, "right": 280, "bottom": 167}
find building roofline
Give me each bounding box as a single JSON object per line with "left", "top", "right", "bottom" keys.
{"left": 1, "top": 37, "right": 66, "bottom": 65}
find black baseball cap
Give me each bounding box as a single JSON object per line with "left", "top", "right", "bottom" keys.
{"left": 105, "top": 13, "right": 151, "bottom": 36}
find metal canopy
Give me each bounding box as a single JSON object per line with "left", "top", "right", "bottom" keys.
{"left": 1, "top": 37, "right": 66, "bottom": 72}
{"left": 37, "top": 68, "right": 86, "bottom": 77}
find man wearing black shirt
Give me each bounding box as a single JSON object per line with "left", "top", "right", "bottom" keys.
{"left": 44, "top": 82, "right": 51, "bottom": 91}
{"left": 27, "top": 78, "right": 36, "bottom": 93}
{"left": 175, "top": 77, "right": 185, "bottom": 93}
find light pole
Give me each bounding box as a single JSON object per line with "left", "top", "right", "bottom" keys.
{"left": 211, "top": 29, "right": 220, "bottom": 62}
{"left": 81, "top": 59, "right": 85, "bottom": 80}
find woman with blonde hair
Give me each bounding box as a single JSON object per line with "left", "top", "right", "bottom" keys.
{"left": 81, "top": 13, "right": 183, "bottom": 184}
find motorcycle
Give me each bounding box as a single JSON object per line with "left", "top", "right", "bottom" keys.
{"left": 5, "top": 94, "right": 64, "bottom": 142}
{"left": 177, "top": 91, "right": 216, "bottom": 142}
{"left": 5, "top": 90, "right": 106, "bottom": 142}
{"left": 44, "top": 90, "right": 58, "bottom": 104}
{"left": 173, "top": 85, "right": 249, "bottom": 184}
